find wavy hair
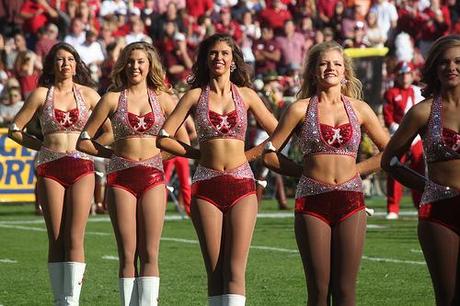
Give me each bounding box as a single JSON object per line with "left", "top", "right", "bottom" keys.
{"left": 297, "top": 41, "right": 362, "bottom": 100}
{"left": 188, "top": 33, "right": 252, "bottom": 88}
{"left": 421, "top": 34, "right": 460, "bottom": 98}
{"left": 38, "top": 42, "right": 96, "bottom": 88}
{"left": 109, "top": 42, "right": 169, "bottom": 93}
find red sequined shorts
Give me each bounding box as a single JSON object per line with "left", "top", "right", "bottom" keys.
{"left": 192, "top": 175, "right": 256, "bottom": 214}
{"left": 419, "top": 195, "right": 460, "bottom": 235}
{"left": 36, "top": 156, "right": 94, "bottom": 187}
{"left": 107, "top": 165, "right": 165, "bottom": 199}
{"left": 295, "top": 191, "right": 365, "bottom": 226}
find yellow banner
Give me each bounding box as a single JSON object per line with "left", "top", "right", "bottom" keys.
{"left": 0, "top": 128, "right": 36, "bottom": 202}
{"left": 344, "top": 47, "right": 389, "bottom": 58}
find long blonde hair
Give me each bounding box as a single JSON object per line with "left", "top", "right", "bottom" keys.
{"left": 297, "top": 41, "right": 362, "bottom": 100}
{"left": 110, "top": 42, "right": 169, "bottom": 93}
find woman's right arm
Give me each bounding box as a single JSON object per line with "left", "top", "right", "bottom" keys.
{"left": 262, "top": 101, "right": 305, "bottom": 178}
{"left": 381, "top": 102, "right": 430, "bottom": 191}
{"left": 76, "top": 93, "right": 116, "bottom": 158}
{"left": 8, "top": 88, "right": 45, "bottom": 151}
{"left": 157, "top": 89, "right": 201, "bottom": 159}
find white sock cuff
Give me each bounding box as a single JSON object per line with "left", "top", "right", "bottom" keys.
{"left": 222, "top": 294, "right": 246, "bottom": 306}
{"left": 119, "top": 278, "right": 138, "bottom": 306}
{"left": 137, "top": 276, "right": 160, "bottom": 286}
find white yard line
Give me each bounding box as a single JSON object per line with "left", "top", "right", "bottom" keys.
{"left": 0, "top": 216, "right": 425, "bottom": 266}
{"left": 0, "top": 259, "right": 17, "bottom": 264}
{"left": 0, "top": 209, "right": 414, "bottom": 225}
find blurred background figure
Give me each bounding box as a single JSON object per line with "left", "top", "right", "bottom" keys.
{"left": 383, "top": 61, "right": 425, "bottom": 219}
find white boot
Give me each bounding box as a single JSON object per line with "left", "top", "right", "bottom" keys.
{"left": 137, "top": 276, "right": 159, "bottom": 306}
{"left": 208, "top": 295, "right": 223, "bottom": 306}
{"left": 119, "top": 278, "right": 139, "bottom": 306}
{"left": 222, "top": 294, "right": 246, "bottom": 306}
{"left": 48, "top": 262, "right": 64, "bottom": 305}
{"left": 63, "top": 262, "right": 86, "bottom": 306}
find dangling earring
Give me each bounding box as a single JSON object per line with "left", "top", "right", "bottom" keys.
{"left": 230, "top": 62, "right": 236, "bottom": 72}
{"left": 340, "top": 78, "right": 348, "bottom": 85}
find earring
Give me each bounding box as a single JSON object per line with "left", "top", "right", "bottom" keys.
{"left": 230, "top": 62, "right": 236, "bottom": 72}
{"left": 340, "top": 78, "right": 348, "bottom": 85}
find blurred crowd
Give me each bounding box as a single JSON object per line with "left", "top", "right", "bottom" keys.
{"left": 0, "top": 0, "right": 459, "bottom": 203}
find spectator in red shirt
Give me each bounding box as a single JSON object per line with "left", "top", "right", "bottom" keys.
{"left": 151, "top": 2, "right": 186, "bottom": 41}
{"left": 35, "top": 23, "right": 59, "bottom": 64}
{"left": 259, "top": 0, "right": 292, "bottom": 34}
{"left": 156, "top": 21, "right": 193, "bottom": 85}
{"left": 253, "top": 25, "right": 281, "bottom": 78}
{"left": 418, "top": 0, "right": 451, "bottom": 56}
{"left": 317, "top": 0, "right": 339, "bottom": 27}
{"left": 215, "top": 7, "right": 243, "bottom": 44}
{"left": 186, "top": 0, "right": 213, "bottom": 20}
{"left": 19, "top": 0, "right": 58, "bottom": 47}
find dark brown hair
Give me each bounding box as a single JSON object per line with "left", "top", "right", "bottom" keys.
{"left": 187, "top": 33, "right": 252, "bottom": 88}
{"left": 39, "top": 42, "right": 96, "bottom": 88}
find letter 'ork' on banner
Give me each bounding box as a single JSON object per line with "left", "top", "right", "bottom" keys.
{"left": 0, "top": 128, "right": 36, "bottom": 202}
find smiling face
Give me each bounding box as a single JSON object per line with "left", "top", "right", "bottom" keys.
{"left": 54, "top": 49, "right": 77, "bottom": 79}
{"left": 437, "top": 46, "right": 460, "bottom": 89}
{"left": 126, "top": 49, "right": 150, "bottom": 85}
{"left": 207, "top": 40, "right": 233, "bottom": 77}
{"left": 316, "top": 49, "right": 345, "bottom": 89}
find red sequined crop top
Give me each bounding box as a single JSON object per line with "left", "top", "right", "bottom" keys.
{"left": 40, "top": 86, "right": 89, "bottom": 135}
{"left": 422, "top": 96, "right": 460, "bottom": 162}
{"left": 194, "top": 84, "right": 247, "bottom": 143}
{"left": 110, "top": 89, "right": 165, "bottom": 141}
{"left": 297, "top": 95, "right": 361, "bottom": 157}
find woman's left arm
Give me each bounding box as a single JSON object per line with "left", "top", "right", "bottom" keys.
{"left": 242, "top": 88, "right": 278, "bottom": 162}
{"left": 356, "top": 100, "right": 390, "bottom": 176}
{"left": 159, "top": 92, "right": 191, "bottom": 160}
{"left": 84, "top": 86, "right": 113, "bottom": 147}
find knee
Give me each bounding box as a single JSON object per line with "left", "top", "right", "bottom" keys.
{"left": 307, "top": 282, "right": 329, "bottom": 304}
{"left": 119, "top": 247, "right": 137, "bottom": 266}
{"left": 138, "top": 246, "right": 159, "bottom": 264}
{"left": 331, "top": 283, "right": 355, "bottom": 304}
{"left": 67, "top": 232, "right": 85, "bottom": 250}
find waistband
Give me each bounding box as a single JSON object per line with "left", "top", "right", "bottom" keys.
{"left": 192, "top": 162, "right": 254, "bottom": 184}
{"left": 420, "top": 180, "right": 460, "bottom": 205}
{"left": 35, "top": 147, "right": 93, "bottom": 168}
{"left": 107, "top": 153, "right": 163, "bottom": 174}
{"left": 295, "top": 174, "right": 362, "bottom": 199}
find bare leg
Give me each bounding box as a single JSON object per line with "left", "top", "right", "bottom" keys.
{"left": 295, "top": 214, "right": 332, "bottom": 306}
{"left": 191, "top": 198, "right": 224, "bottom": 296}
{"left": 275, "top": 174, "right": 289, "bottom": 210}
{"left": 418, "top": 220, "right": 460, "bottom": 306}
{"left": 137, "top": 184, "right": 167, "bottom": 276}
{"left": 222, "top": 194, "right": 258, "bottom": 295}
{"left": 107, "top": 187, "right": 138, "bottom": 277}
{"left": 64, "top": 174, "right": 95, "bottom": 262}
{"left": 38, "top": 177, "right": 66, "bottom": 262}
{"left": 330, "top": 210, "right": 367, "bottom": 306}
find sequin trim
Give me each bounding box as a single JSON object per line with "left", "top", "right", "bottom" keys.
{"left": 107, "top": 153, "right": 164, "bottom": 174}
{"left": 195, "top": 83, "right": 247, "bottom": 143}
{"left": 35, "top": 146, "right": 93, "bottom": 168}
{"left": 295, "top": 174, "right": 363, "bottom": 199}
{"left": 192, "top": 162, "right": 254, "bottom": 184}
{"left": 297, "top": 95, "right": 361, "bottom": 158}
{"left": 40, "top": 86, "right": 89, "bottom": 135}
{"left": 111, "top": 88, "right": 165, "bottom": 141}
{"left": 420, "top": 180, "right": 460, "bottom": 205}
{"left": 422, "top": 96, "right": 460, "bottom": 162}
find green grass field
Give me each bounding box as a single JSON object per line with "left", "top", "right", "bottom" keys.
{"left": 0, "top": 197, "right": 433, "bottom": 306}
